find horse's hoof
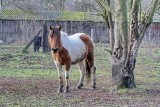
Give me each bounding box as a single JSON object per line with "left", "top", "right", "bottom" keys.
{"left": 76, "top": 87, "right": 81, "bottom": 89}
{"left": 92, "top": 87, "right": 96, "bottom": 90}
{"left": 57, "top": 89, "right": 63, "bottom": 93}
{"left": 64, "top": 90, "right": 69, "bottom": 93}
{"left": 77, "top": 84, "right": 83, "bottom": 89}
{"left": 57, "top": 86, "right": 63, "bottom": 93}
{"left": 92, "top": 83, "right": 96, "bottom": 89}
{"left": 64, "top": 86, "right": 69, "bottom": 93}
{"left": 57, "top": 90, "right": 62, "bottom": 93}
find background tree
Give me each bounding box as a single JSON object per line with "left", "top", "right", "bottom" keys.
{"left": 94, "top": 0, "right": 159, "bottom": 89}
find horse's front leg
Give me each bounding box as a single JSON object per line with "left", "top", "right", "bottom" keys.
{"left": 55, "top": 62, "right": 63, "bottom": 93}
{"left": 64, "top": 64, "right": 70, "bottom": 93}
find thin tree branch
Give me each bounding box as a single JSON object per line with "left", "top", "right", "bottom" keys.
{"left": 1, "top": 1, "right": 13, "bottom": 6}
{"left": 95, "top": 0, "right": 111, "bottom": 12}
{"left": 155, "top": 11, "right": 160, "bottom": 15}
{"left": 84, "top": 3, "right": 100, "bottom": 12}
{"left": 129, "top": 0, "right": 133, "bottom": 11}
{"left": 104, "top": 49, "right": 112, "bottom": 55}
{"left": 12, "top": 2, "right": 38, "bottom": 15}
{"left": 140, "top": 0, "right": 159, "bottom": 37}
{"left": 106, "top": 0, "right": 114, "bottom": 53}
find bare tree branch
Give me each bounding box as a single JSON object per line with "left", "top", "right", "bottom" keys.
{"left": 140, "top": 0, "right": 159, "bottom": 37}
{"left": 96, "top": 0, "right": 111, "bottom": 11}
{"left": 104, "top": 49, "right": 112, "bottom": 55}
{"left": 155, "top": 11, "right": 160, "bottom": 15}
{"left": 1, "top": 0, "right": 13, "bottom": 6}
{"left": 12, "top": 2, "right": 36, "bottom": 14}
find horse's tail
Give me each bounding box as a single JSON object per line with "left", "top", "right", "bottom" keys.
{"left": 79, "top": 34, "right": 95, "bottom": 84}
{"left": 85, "top": 59, "right": 91, "bottom": 83}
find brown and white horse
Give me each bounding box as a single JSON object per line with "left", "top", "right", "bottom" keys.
{"left": 48, "top": 25, "right": 96, "bottom": 93}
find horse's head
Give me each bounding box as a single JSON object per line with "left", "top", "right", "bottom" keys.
{"left": 48, "top": 25, "right": 62, "bottom": 53}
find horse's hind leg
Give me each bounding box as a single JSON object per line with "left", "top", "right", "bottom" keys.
{"left": 55, "top": 62, "right": 63, "bottom": 93}
{"left": 91, "top": 65, "right": 96, "bottom": 89}
{"left": 77, "top": 61, "right": 85, "bottom": 89}
{"left": 87, "top": 56, "right": 96, "bottom": 89}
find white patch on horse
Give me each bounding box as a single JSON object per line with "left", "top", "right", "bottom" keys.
{"left": 60, "top": 31, "right": 86, "bottom": 64}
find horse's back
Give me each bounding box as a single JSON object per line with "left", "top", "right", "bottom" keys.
{"left": 61, "top": 33, "right": 92, "bottom": 64}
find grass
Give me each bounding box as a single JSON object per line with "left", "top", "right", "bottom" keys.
{"left": 0, "top": 43, "right": 110, "bottom": 79}
{"left": 0, "top": 43, "right": 160, "bottom": 106}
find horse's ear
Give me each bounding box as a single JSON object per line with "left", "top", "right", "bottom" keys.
{"left": 58, "top": 25, "right": 61, "bottom": 31}
{"left": 49, "top": 25, "right": 53, "bottom": 31}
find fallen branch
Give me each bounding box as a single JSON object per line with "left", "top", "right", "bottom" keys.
{"left": 104, "top": 48, "right": 112, "bottom": 55}
{"left": 22, "top": 29, "right": 43, "bottom": 53}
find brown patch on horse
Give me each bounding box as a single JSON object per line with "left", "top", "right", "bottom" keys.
{"left": 51, "top": 47, "right": 71, "bottom": 71}
{"left": 79, "top": 34, "right": 94, "bottom": 80}
{"left": 48, "top": 25, "right": 63, "bottom": 52}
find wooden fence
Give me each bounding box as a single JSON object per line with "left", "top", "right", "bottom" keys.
{"left": 0, "top": 19, "right": 109, "bottom": 44}
{"left": 0, "top": 19, "right": 159, "bottom": 49}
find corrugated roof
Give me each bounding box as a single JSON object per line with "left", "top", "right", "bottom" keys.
{"left": 0, "top": 0, "right": 159, "bottom": 22}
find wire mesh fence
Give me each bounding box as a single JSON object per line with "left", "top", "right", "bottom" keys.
{"left": 0, "top": 0, "right": 62, "bottom": 20}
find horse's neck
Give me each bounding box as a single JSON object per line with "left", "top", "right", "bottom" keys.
{"left": 61, "top": 31, "right": 69, "bottom": 38}
{"left": 56, "top": 31, "right": 67, "bottom": 51}
{"left": 60, "top": 31, "right": 69, "bottom": 44}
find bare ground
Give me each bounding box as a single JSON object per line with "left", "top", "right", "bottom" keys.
{"left": 1, "top": 77, "right": 160, "bottom": 107}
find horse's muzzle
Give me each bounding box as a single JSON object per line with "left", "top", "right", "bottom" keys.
{"left": 52, "top": 48, "right": 58, "bottom": 53}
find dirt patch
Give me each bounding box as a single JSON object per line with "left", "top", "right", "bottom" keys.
{"left": 1, "top": 77, "right": 160, "bottom": 107}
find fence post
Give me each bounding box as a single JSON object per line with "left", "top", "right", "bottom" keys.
{"left": 91, "top": 28, "right": 94, "bottom": 43}
{"left": 65, "top": 21, "right": 67, "bottom": 32}
{"left": 71, "top": 21, "right": 72, "bottom": 34}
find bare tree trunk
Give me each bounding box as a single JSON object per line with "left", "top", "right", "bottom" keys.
{"left": 111, "top": 0, "right": 128, "bottom": 88}
{"left": 120, "top": 0, "right": 140, "bottom": 88}
{"left": 122, "top": 40, "right": 141, "bottom": 88}
{"left": 42, "top": 21, "right": 49, "bottom": 53}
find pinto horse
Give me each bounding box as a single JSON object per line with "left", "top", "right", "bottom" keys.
{"left": 48, "top": 25, "right": 96, "bottom": 93}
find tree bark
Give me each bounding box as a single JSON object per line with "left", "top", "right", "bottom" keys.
{"left": 107, "top": 0, "right": 114, "bottom": 54}
{"left": 111, "top": 0, "right": 128, "bottom": 88}
{"left": 42, "top": 21, "right": 49, "bottom": 53}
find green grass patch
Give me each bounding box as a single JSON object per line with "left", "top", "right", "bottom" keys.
{"left": 0, "top": 68, "right": 56, "bottom": 78}
{"left": 0, "top": 43, "right": 110, "bottom": 80}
